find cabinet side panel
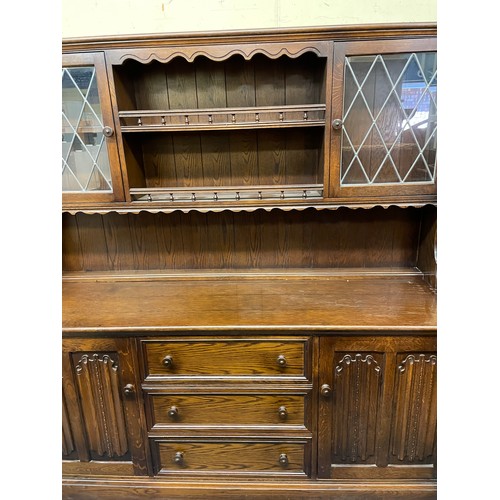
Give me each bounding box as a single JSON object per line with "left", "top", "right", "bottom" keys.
{"left": 62, "top": 213, "right": 83, "bottom": 272}
{"left": 416, "top": 205, "right": 437, "bottom": 289}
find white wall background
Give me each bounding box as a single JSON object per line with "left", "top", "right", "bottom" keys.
{"left": 62, "top": 0, "right": 437, "bottom": 38}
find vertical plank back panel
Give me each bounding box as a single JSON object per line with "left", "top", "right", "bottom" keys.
{"left": 133, "top": 61, "right": 169, "bottom": 109}
{"left": 284, "top": 53, "right": 323, "bottom": 105}
{"left": 199, "top": 132, "right": 232, "bottom": 186}
{"left": 195, "top": 57, "right": 227, "bottom": 108}
{"left": 63, "top": 207, "right": 423, "bottom": 273}
{"left": 165, "top": 58, "right": 198, "bottom": 109}
{"left": 228, "top": 130, "right": 259, "bottom": 185}
{"left": 254, "top": 55, "right": 286, "bottom": 106}
{"left": 225, "top": 56, "right": 256, "bottom": 108}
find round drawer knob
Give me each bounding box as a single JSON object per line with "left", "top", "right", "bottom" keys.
{"left": 321, "top": 383, "right": 332, "bottom": 397}
{"left": 173, "top": 451, "right": 184, "bottom": 464}
{"left": 279, "top": 453, "right": 289, "bottom": 466}
{"left": 162, "top": 355, "right": 174, "bottom": 368}
{"left": 276, "top": 355, "right": 287, "bottom": 367}
{"left": 278, "top": 406, "right": 288, "bottom": 420}
{"left": 123, "top": 384, "right": 134, "bottom": 396}
{"left": 168, "top": 406, "right": 179, "bottom": 419}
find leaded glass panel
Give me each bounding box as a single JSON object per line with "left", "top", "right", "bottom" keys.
{"left": 340, "top": 52, "right": 437, "bottom": 186}
{"left": 62, "top": 66, "right": 113, "bottom": 192}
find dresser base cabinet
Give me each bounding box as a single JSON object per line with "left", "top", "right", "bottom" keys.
{"left": 62, "top": 331, "right": 436, "bottom": 499}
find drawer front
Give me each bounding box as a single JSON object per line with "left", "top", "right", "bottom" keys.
{"left": 142, "top": 338, "right": 308, "bottom": 380}
{"left": 153, "top": 440, "right": 308, "bottom": 476}
{"left": 149, "top": 393, "right": 307, "bottom": 429}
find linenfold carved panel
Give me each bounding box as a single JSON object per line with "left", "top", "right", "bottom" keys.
{"left": 73, "top": 353, "right": 129, "bottom": 458}
{"left": 390, "top": 353, "right": 437, "bottom": 463}
{"left": 332, "top": 353, "right": 382, "bottom": 463}
{"left": 62, "top": 389, "right": 75, "bottom": 457}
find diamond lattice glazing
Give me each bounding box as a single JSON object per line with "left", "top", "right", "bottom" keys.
{"left": 62, "top": 66, "right": 112, "bottom": 192}
{"left": 341, "top": 52, "right": 437, "bottom": 186}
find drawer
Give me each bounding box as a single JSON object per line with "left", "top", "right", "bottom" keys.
{"left": 141, "top": 337, "right": 309, "bottom": 381}
{"left": 152, "top": 439, "right": 309, "bottom": 477}
{"left": 148, "top": 393, "right": 308, "bottom": 429}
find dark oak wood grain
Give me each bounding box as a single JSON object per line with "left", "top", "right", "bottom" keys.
{"left": 62, "top": 338, "right": 150, "bottom": 475}
{"left": 417, "top": 205, "right": 437, "bottom": 289}
{"left": 63, "top": 23, "right": 436, "bottom": 51}
{"left": 317, "top": 336, "right": 436, "bottom": 480}
{"left": 141, "top": 338, "right": 308, "bottom": 379}
{"left": 62, "top": 25, "right": 437, "bottom": 500}
{"left": 153, "top": 440, "right": 309, "bottom": 477}
{"left": 63, "top": 207, "right": 425, "bottom": 272}
{"left": 147, "top": 393, "right": 307, "bottom": 429}
{"left": 62, "top": 275, "right": 436, "bottom": 332}
{"left": 62, "top": 478, "right": 437, "bottom": 499}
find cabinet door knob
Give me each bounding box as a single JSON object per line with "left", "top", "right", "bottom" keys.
{"left": 162, "top": 355, "right": 174, "bottom": 368}
{"left": 320, "top": 383, "right": 332, "bottom": 397}
{"left": 278, "top": 406, "right": 288, "bottom": 420}
{"left": 168, "top": 406, "right": 179, "bottom": 418}
{"left": 279, "top": 453, "right": 289, "bottom": 466}
{"left": 123, "top": 383, "right": 135, "bottom": 396}
{"left": 332, "top": 119, "right": 343, "bottom": 130}
{"left": 102, "top": 125, "right": 114, "bottom": 137}
{"left": 276, "top": 354, "right": 287, "bottom": 367}
{"left": 173, "top": 451, "right": 184, "bottom": 464}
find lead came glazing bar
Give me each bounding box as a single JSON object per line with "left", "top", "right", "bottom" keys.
{"left": 340, "top": 52, "right": 437, "bottom": 186}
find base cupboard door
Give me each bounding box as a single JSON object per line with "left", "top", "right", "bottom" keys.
{"left": 62, "top": 337, "right": 150, "bottom": 476}
{"left": 317, "top": 335, "right": 436, "bottom": 480}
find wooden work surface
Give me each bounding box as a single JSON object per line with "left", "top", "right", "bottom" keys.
{"left": 62, "top": 272, "right": 436, "bottom": 333}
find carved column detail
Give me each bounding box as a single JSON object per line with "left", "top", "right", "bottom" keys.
{"left": 73, "top": 353, "right": 129, "bottom": 458}
{"left": 390, "top": 354, "right": 437, "bottom": 463}
{"left": 62, "top": 389, "right": 74, "bottom": 457}
{"left": 333, "top": 353, "right": 382, "bottom": 463}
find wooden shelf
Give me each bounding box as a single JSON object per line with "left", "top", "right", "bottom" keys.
{"left": 130, "top": 184, "right": 323, "bottom": 203}
{"left": 62, "top": 196, "right": 437, "bottom": 214}
{"left": 62, "top": 270, "right": 436, "bottom": 333}
{"left": 119, "top": 104, "right": 326, "bottom": 132}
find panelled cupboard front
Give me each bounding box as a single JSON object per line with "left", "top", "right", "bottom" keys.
{"left": 62, "top": 24, "right": 437, "bottom": 499}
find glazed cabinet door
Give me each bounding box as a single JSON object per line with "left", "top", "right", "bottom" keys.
{"left": 317, "top": 335, "right": 436, "bottom": 480}
{"left": 62, "top": 52, "right": 125, "bottom": 205}
{"left": 329, "top": 38, "right": 437, "bottom": 200}
{"left": 62, "top": 337, "right": 149, "bottom": 476}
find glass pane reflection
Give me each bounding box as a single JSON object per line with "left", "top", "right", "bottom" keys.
{"left": 340, "top": 52, "right": 437, "bottom": 186}
{"left": 62, "top": 66, "right": 112, "bottom": 193}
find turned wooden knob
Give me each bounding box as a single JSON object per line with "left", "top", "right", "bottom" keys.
{"left": 123, "top": 384, "right": 134, "bottom": 396}
{"left": 332, "top": 118, "right": 343, "bottom": 130}
{"left": 279, "top": 453, "right": 289, "bottom": 466}
{"left": 162, "top": 355, "right": 174, "bottom": 368}
{"left": 278, "top": 406, "right": 288, "bottom": 420}
{"left": 102, "top": 125, "right": 114, "bottom": 137}
{"left": 276, "top": 354, "right": 287, "bottom": 367}
{"left": 168, "top": 406, "right": 178, "bottom": 418}
{"left": 321, "top": 383, "right": 332, "bottom": 397}
{"left": 173, "top": 451, "right": 184, "bottom": 464}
